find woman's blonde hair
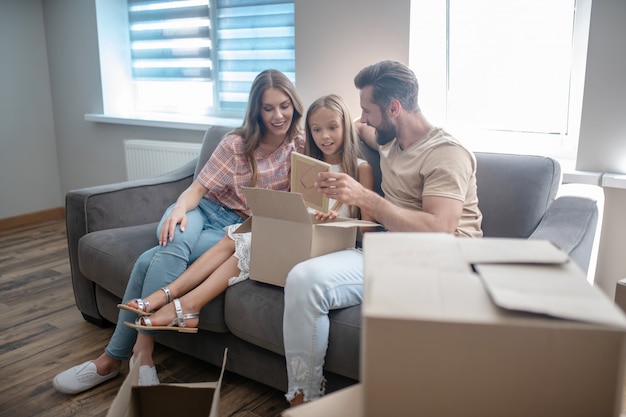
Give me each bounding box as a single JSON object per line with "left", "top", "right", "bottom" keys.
{"left": 304, "top": 94, "right": 361, "bottom": 218}
{"left": 232, "top": 69, "right": 303, "bottom": 186}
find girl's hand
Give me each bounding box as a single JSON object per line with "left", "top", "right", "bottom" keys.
{"left": 313, "top": 210, "right": 339, "bottom": 222}
{"left": 159, "top": 205, "right": 188, "bottom": 246}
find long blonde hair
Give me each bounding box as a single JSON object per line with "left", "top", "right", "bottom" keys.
{"left": 304, "top": 94, "right": 361, "bottom": 218}
{"left": 232, "top": 69, "right": 303, "bottom": 186}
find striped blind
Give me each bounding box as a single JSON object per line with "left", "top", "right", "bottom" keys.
{"left": 215, "top": 0, "right": 295, "bottom": 112}
{"left": 128, "top": 0, "right": 212, "bottom": 81}
{"left": 127, "top": 0, "right": 294, "bottom": 115}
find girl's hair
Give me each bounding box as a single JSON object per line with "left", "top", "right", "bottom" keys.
{"left": 232, "top": 69, "right": 303, "bottom": 186}
{"left": 304, "top": 94, "right": 361, "bottom": 218}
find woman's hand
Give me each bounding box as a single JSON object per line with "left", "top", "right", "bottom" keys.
{"left": 159, "top": 205, "right": 188, "bottom": 246}
{"left": 158, "top": 180, "right": 209, "bottom": 246}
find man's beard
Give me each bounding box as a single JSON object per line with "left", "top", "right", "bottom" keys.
{"left": 375, "top": 115, "right": 397, "bottom": 145}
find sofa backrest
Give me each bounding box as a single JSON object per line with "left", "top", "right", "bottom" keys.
{"left": 474, "top": 152, "right": 560, "bottom": 238}
{"left": 197, "top": 127, "right": 562, "bottom": 240}
{"left": 359, "top": 142, "right": 561, "bottom": 239}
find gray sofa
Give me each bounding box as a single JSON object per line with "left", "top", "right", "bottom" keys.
{"left": 65, "top": 125, "right": 600, "bottom": 394}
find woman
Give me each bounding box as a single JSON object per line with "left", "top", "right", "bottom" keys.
{"left": 52, "top": 69, "right": 304, "bottom": 394}
{"left": 119, "top": 94, "right": 375, "bottom": 336}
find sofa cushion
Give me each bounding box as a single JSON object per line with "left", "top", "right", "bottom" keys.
{"left": 224, "top": 279, "right": 361, "bottom": 380}
{"left": 79, "top": 223, "right": 159, "bottom": 297}
{"left": 225, "top": 280, "right": 285, "bottom": 354}
{"left": 78, "top": 223, "right": 228, "bottom": 333}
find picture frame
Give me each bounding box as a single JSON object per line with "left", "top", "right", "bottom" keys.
{"left": 290, "top": 152, "right": 331, "bottom": 213}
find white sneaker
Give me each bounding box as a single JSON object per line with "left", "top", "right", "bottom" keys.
{"left": 52, "top": 361, "right": 119, "bottom": 394}
{"left": 129, "top": 355, "right": 160, "bottom": 386}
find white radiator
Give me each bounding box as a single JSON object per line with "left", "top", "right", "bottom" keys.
{"left": 124, "top": 139, "right": 202, "bottom": 180}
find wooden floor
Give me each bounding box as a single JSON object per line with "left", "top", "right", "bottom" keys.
{"left": 0, "top": 220, "right": 289, "bottom": 417}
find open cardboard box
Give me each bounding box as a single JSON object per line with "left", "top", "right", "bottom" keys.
{"left": 106, "top": 349, "right": 227, "bottom": 417}
{"left": 361, "top": 233, "right": 626, "bottom": 417}
{"left": 237, "top": 187, "right": 377, "bottom": 287}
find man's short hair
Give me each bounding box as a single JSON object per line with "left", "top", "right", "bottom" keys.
{"left": 354, "top": 60, "right": 420, "bottom": 112}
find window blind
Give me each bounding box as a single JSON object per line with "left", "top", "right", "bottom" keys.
{"left": 215, "top": 0, "right": 295, "bottom": 112}
{"left": 128, "top": 0, "right": 212, "bottom": 81}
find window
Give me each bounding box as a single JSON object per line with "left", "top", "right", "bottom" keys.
{"left": 410, "top": 0, "right": 591, "bottom": 159}
{"left": 108, "top": 0, "right": 294, "bottom": 119}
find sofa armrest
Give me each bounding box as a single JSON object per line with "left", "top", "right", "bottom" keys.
{"left": 67, "top": 159, "right": 196, "bottom": 232}
{"left": 65, "top": 159, "right": 195, "bottom": 324}
{"left": 529, "top": 195, "right": 599, "bottom": 274}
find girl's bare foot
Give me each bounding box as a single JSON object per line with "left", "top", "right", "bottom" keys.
{"left": 126, "top": 287, "right": 171, "bottom": 313}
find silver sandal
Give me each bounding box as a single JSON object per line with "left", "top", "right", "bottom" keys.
{"left": 117, "top": 298, "right": 152, "bottom": 315}
{"left": 123, "top": 298, "right": 199, "bottom": 334}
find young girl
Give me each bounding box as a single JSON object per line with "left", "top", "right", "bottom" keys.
{"left": 53, "top": 69, "right": 304, "bottom": 394}
{"left": 121, "top": 94, "right": 374, "bottom": 338}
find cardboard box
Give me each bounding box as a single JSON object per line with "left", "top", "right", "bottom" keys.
{"left": 237, "top": 187, "right": 377, "bottom": 287}
{"left": 106, "top": 350, "right": 227, "bottom": 417}
{"left": 362, "top": 233, "right": 626, "bottom": 417}
{"left": 281, "top": 384, "right": 363, "bottom": 417}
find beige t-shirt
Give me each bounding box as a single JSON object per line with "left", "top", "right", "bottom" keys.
{"left": 379, "top": 127, "right": 483, "bottom": 238}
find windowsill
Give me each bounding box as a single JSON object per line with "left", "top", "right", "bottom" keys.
{"left": 559, "top": 159, "right": 626, "bottom": 189}
{"left": 558, "top": 159, "right": 603, "bottom": 186}
{"left": 84, "top": 113, "right": 243, "bottom": 131}
{"left": 602, "top": 173, "right": 626, "bottom": 190}
{"left": 85, "top": 113, "right": 626, "bottom": 190}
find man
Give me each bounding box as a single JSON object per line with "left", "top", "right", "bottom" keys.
{"left": 283, "top": 60, "right": 483, "bottom": 406}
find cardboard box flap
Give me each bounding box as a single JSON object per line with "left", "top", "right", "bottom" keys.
{"left": 476, "top": 262, "right": 626, "bottom": 329}
{"left": 363, "top": 233, "right": 482, "bottom": 321}
{"left": 243, "top": 187, "right": 311, "bottom": 224}
{"left": 107, "top": 349, "right": 228, "bottom": 417}
{"left": 234, "top": 216, "right": 252, "bottom": 233}
{"left": 315, "top": 218, "right": 380, "bottom": 228}
{"left": 459, "top": 238, "right": 569, "bottom": 265}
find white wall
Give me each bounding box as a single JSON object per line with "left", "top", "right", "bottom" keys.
{"left": 576, "top": 1, "right": 626, "bottom": 297}
{"left": 295, "top": 0, "right": 410, "bottom": 118}
{"left": 42, "top": 0, "right": 204, "bottom": 197}
{"left": 0, "top": 0, "right": 61, "bottom": 218}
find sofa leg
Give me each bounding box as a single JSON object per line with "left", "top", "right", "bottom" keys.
{"left": 81, "top": 312, "right": 112, "bottom": 328}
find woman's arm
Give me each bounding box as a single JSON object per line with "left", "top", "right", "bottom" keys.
{"left": 159, "top": 180, "right": 208, "bottom": 245}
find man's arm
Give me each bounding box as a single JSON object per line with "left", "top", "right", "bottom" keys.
{"left": 362, "top": 192, "right": 463, "bottom": 233}
{"left": 315, "top": 171, "right": 463, "bottom": 233}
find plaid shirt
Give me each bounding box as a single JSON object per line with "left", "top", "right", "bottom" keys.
{"left": 197, "top": 132, "right": 305, "bottom": 216}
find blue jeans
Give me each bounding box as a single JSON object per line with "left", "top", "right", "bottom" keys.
{"left": 283, "top": 248, "right": 364, "bottom": 402}
{"left": 104, "top": 198, "right": 242, "bottom": 360}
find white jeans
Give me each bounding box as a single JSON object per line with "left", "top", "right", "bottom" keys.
{"left": 283, "top": 248, "right": 364, "bottom": 402}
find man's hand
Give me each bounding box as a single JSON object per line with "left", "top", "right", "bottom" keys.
{"left": 315, "top": 171, "right": 365, "bottom": 206}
